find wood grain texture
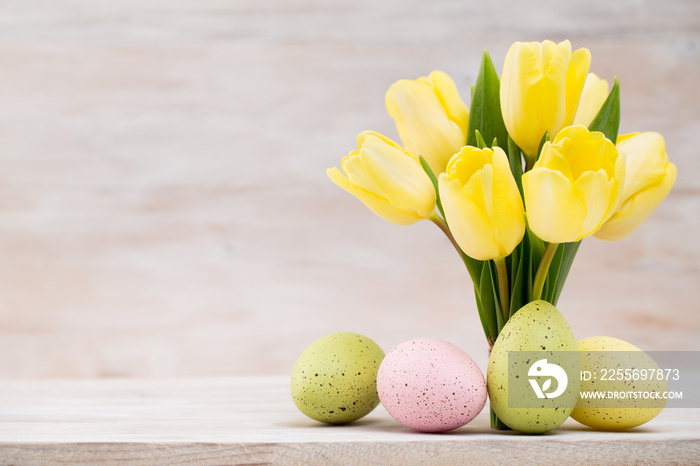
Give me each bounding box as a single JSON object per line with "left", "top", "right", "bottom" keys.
{"left": 0, "top": 377, "right": 698, "bottom": 464}
{"left": 0, "top": 1, "right": 698, "bottom": 378}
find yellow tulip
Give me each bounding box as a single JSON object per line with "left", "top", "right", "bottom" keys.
{"left": 438, "top": 146, "right": 525, "bottom": 261}
{"left": 595, "top": 132, "right": 677, "bottom": 241}
{"left": 386, "top": 70, "right": 469, "bottom": 175}
{"left": 522, "top": 125, "right": 625, "bottom": 243}
{"left": 573, "top": 73, "right": 609, "bottom": 127}
{"left": 500, "top": 40, "right": 591, "bottom": 159}
{"left": 327, "top": 131, "right": 436, "bottom": 226}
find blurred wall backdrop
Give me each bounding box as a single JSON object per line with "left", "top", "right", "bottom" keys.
{"left": 0, "top": 0, "right": 698, "bottom": 378}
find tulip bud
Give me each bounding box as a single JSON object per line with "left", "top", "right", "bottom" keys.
{"left": 438, "top": 146, "right": 525, "bottom": 261}
{"left": 522, "top": 125, "right": 625, "bottom": 243}
{"left": 595, "top": 132, "right": 677, "bottom": 241}
{"left": 327, "top": 131, "right": 437, "bottom": 225}
{"left": 573, "top": 73, "right": 610, "bottom": 128}
{"left": 386, "top": 70, "right": 469, "bottom": 175}
{"left": 500, "top": 40, "right": 591, "bottom": 159}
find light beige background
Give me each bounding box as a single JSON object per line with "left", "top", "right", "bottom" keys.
{"left": 0, "top": 0, "right": 698, "bottom": 379}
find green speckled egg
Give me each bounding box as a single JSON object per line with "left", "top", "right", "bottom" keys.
{"left": 571, "top": 336, "right": 668, "bottom": 430}
{"left": 487, "top": 300, "right": 580, "bottom": 434}
{"left": 290, "top": 332, "right": 385, "bottom": 424}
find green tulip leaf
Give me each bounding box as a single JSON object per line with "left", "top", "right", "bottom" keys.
{"left": 480, "top": 260, "right": 501, "bottom": 336}
{"left": 507, "top": 135, "right": 524, "bottom": 197}
{"left": 588, "top": 77, "right": 621, "bottom": 144}
{"left": 526, "top": 225, "right": 545, "bottom": 302}
{"left": 547, "top": 241, "right": 581, "bottom": 305}
{"left": 467, "top": 50, "right": 509, "bottom": 150}
{"left": 536, "top": 131, "right": 549, "bottom": 161}
{"left": 461, "top": 250, "right": 485, "bottom": 298}
{"left": 475, "top": 130, "right": 488, "bottom": 149}
{"left": 419, "top": 155, "right": 446, "bottom": 220}
{"left": 474, "top": 290, "right": 495, "bottom": 345}
{"left": 506, "top": 240, "right": 519, "bottom": 290}
{"left": 509, "top": 241, "right": 527, "bottom": 318}
{"left": 543, "top": 243, "right": 565, "bottom": 301}
{"left": 491, "top": 269, "right": 505, "bottom": 332}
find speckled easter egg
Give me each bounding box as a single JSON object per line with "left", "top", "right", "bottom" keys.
{"left": 376, "top": 338, "right": 487, "bottom": 432}
{"left": 290, "top": 332, "right": 385, "bottom": 424}
{"left": 571, "top": 336, "right": 668, "bottom": 430}
{"left": 487, "top": 300, "right": 580, "bottom": 434}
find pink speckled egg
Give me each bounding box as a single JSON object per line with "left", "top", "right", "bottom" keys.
{"left": 377, "top": 338, "right": 487, "bottom": 432}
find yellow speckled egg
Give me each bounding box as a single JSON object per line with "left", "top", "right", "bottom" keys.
{"left": 571, "top": 336, "right": 668, "bottom": 430}
{"left": 290, "top": 332, "right": 385, "bottom": 424}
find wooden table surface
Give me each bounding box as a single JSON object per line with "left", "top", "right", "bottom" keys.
{"left": 1, "top": 376, "right": 698, "bottom": 465}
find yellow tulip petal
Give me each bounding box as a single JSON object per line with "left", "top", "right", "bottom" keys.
{"left": 359, "top": 137, "right": 436, "bottom": 217}
{"left": 386, "top": 79, "right": 465, "bottom": 174}
{"left": 540, "top": 40, "right": 571, "bottom": 137}
{"left": 556, "top": 126, "right": 617, "bottom": 180}
{"left": 342, "top": 152, "right": 375, "bottom": 193}
{"left": 616, "top": 132, "right": 639, "bottom": 145}
{"left": 439, "top": 146, "right": 525, "bottom": 260}
{"left": 537, "top": 141, "right": 573, "bottom": 181}
{"left": 574, "top": 169, "right": 616, "bottom": 235}
{"left": 610, "top": 148, "right": 627, "bottom": 214}
{"left": 439, "top": 174, "right": 500, "bottom": 261}
{"left": 501, "top": 40, "right": 596, "bottom": 159}
{"left": 617, "top": 132, "right": 668, "bottom": 199}
{"left": 523, "top": 168, "right": 587, "bottom": 243}
{"left": 500, "top": 43, "right": 533, "bottom": 153}
{"left": 328, "top": 129, "right": 441, "bottom": 226}
{"left": 477, "top": 164, "right": 497, "bottom": 244}
{"left": 450, "top": 146, "right": 491, "bottom": 184}
{"left": 595, "top": 162, "right": 677, "bottom": 241}
{"left": 594, "top": 131, "right": 674, "bottom": 241}
{"left": 357, "top": 130, "right": 409, "bottom": 158}
{"left": 327, "top": 167, "right": 422, "bottom": 226}
{"left": 541, "top": 40, "right": 559, "bottom": 70}
{"left": 502, "top": 41, "right": 568, "bottom": 157}
{"left": 563, "top": 48, "right": 592, "bottom": 127}
{"left": 525, "top": 124, "right": 624, "bottom": 242}
{"left": 573, "top": 73, "right": 609, "bottom": 127}
{"left": 543, "top": 40, "right": 571, "bottom": 85}
{"left": 429, "top": 70, "right": 470, "bottom": 135}
{"left": 491, "top": 149, "right": 526, "bottom": 254}
{"left": 459, "top": 158, "right": 488, "bottom": 214}
{"left": 499, "top": 43, "right": 519, "bottom": 136}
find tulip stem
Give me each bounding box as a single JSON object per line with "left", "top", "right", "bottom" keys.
{"left": 532, "top": 242, "right": 559, "bottom": 301}
{"left": 494, "top": 257, "right": 510, "bottom": 324}
{"left": 430, "top": 214, "right": 462, "bottom": 257}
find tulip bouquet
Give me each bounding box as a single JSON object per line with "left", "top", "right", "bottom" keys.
{"left": 327, "top": 40, "right": 676, "bottom": 427}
